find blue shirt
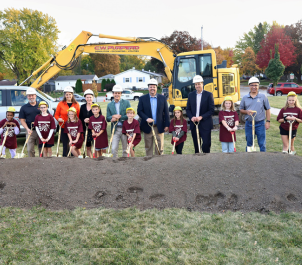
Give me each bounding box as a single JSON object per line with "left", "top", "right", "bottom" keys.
{"left": 149, "top": 94, "right": 157, "bottom": 125}
{"left": 114, "top": 101, "right": 123, "bottom": 126}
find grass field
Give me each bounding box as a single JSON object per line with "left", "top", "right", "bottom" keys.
{"left": 2, "top": 96, "right": 302, "bottom": 264}
{"left": 268, "top": 95, "right": 302, "bottom": 109}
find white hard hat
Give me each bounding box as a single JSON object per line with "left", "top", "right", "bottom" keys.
{"left": 112, "top": 84, "right": 123, "bottom": 92}
{"left": 84, "top": 89, "right": 94, "bottom": 96}
{"left": 193, "top": 75, "right": 204, "bottom": 83}
{"left": 148, "top": 78, "right": 158, "bottom": 86}
{"left": 26, "top": 87, "right": 36, "bottom": 95}
{"left": 64, "top": 86, "right": 74, "bottom": 93}
{"left": 248, "top": 77, "right": 260, "bottom": 85}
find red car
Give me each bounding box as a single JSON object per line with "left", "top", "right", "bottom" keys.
{"left": 267, "top": 82, "right": 302, "bottom": 96}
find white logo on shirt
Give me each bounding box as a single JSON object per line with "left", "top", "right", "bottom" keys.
{"left": 3, "top": 127, "right": 14, "bottom": 137}
{"left": 68, "top": 126, "right": 78, "bottom": 137}
{"left": 175, "top": 125, "right": 183, "bottom": 136}
{"left": 38, "top": 121, "right": 50, "bottom": 132}
{"left": 92, "top": 122, "right": 103, "bottom": 132}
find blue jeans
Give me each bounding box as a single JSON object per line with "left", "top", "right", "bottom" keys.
{"left": 221, "top": 142, "right": 234, "bottom": 153}
{"left": 245, "top": 120, "right": 266, "bottom": 152}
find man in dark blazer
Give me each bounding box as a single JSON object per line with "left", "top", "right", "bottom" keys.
{"left": 186, "top": 75, "right": 214, "bottom": 153}
{"left": 137, "top": 79, "right": 170, "bottom": 156}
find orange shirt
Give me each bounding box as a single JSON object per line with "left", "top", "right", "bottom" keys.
{"left": 54, "top": 101, "right": 80, "bottom": 128}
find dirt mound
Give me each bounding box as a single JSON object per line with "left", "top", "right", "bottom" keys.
{"left": 0, "top": 153, "right": 302, "bottom": 213}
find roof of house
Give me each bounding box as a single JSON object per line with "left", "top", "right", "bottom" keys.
{"left": 0, "top": 80, "right": 18, "bottom": 86}
{"left": 55, "top": 75, "right": 98, "bottom": 81}
{"left": 99, "top": 74, "right": 115, "bottom": 79}
{"left": 115, "top": 68, "right": 164, "bottom": 77}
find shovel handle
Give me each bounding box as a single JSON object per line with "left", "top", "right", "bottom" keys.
{"left": 40, "top": 141, "right": 46, "bottom": 157}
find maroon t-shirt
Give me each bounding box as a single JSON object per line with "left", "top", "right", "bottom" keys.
{"left": 34, "top": 114, "right": 56, "bottom": 145}
{"left": 169, "top": 119, "right": 187, "bottom": 146}
{"left": 88, "top": 115, "right": 108, "bottom": 149}
{"left": 122, "top": 119, "right": 141, "bottom": 147}
{"left": 277, "top": 107, "right": 302, "bottom": 131}
{"left": 64, "top": 119, "right": 84, "bottom": 149}
{"left": 0, "top": 118, "right": 20, "bottom": 149}
{"left": 219, "top": 111, "right": 239, "bottom": 142}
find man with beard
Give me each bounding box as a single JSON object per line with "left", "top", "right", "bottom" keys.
{"left": 19, "top": 88, "right": 42, "bottom": 157}
{"left": 137, "top": 78, "right": 170, "bottom": 156}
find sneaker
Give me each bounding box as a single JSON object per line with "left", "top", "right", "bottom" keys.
{"left": 282, "top": 151, "right": 288, "bottom": 154}
{"left": 289, "top": 151, "right": 296, "bottom": 155}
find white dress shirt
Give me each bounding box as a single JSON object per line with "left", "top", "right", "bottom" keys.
{"left": 196, "top": 91, "right": 202, "bottom": 117}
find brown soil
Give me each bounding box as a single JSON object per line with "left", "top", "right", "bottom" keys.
{"left": 0, "top": 153, "right": 302, "bottom": 213}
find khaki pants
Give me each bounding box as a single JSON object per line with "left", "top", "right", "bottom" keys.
{"left": 144, "top": 126, "right": 164, "bottom": 156}
{"left": 26, "top": 130, "right": 41, "bottom": 157}
{"left": 111, "top": 127, "right": 128, "bottom": 158}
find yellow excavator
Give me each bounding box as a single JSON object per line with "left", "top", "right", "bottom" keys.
{"left": 24, "top": 31, "right": 240, "bottom": 121}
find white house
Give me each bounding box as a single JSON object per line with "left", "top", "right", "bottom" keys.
{"left": 97, "top": 74, "right": 115, "bottom": 83}
{"left": 114, "top": 68, "right": 165, "bottom": 90}
{"left": 55, "top": 75, "right": 98, "bottom": 91}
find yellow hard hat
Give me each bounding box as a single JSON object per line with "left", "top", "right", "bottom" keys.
{"left": 38, "top": 101, "right": 48, "bottom": 107}
{"left": 68, "top": 107, "right": 77, "bottom": 113}
{"left": 173, "top": 106, "right": 182, "bottom": 112}
{"left": 91, "top": 103, "right": 100, "bottom": 109}
{"left": 126, "top": 107, "right": 135, "bottom": 114}
{"left": 224, "top": 96, "right": 233, "bottom": 101}
{"left": 7, "top": 107, "right": 16, "bottom": 112}
{"left": 287, "top": 91, "right": 297, "bottom": 97}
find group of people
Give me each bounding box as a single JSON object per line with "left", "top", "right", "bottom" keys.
{"left": 1, "top": 76, "right": 301, "bottom": 158}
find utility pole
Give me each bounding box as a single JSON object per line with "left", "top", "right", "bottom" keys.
{"left": 201, "top": 26, "right": 203, "bottom": 50}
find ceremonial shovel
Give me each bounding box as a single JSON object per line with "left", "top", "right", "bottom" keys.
{"left": 148, "top": 122, "right": 161, "bottom": 155}
{"left": 15, "top": 122, "right": 34, "bottom": 159}
{"left": 247, "top": 111, "right": 260, "bottom": 152}
{"left": 0, "top": 126, "right": 10, "bottom": 158}
{"left": 102, "top": 120, "right": 118, "bottom": 157}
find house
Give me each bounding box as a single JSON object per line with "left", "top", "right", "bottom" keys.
{"left": 55, "top": 75, "right": 98, "bottom": 90}
{"left": 97, "top": 74, "right": 115, "bottom": 83}
{"left": 114, "top": 68, "right": 165, "bottom": 90}
{"left": 0, "top": 79, "right": 17, "bottom": 86}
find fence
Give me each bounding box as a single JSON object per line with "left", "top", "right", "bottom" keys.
{"left": 82, "top": 83, "right": 102, "bottom": 92}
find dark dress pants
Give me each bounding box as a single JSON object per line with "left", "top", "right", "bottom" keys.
{"left": 191, "top": 125, "right": 211, "bottom": 153}
{"left": 61, "top": 127, "right": 69, "bottom": 157}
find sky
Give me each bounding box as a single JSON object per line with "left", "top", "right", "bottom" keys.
{"left": 2, "top": 0, "right": 302, "bottom": 50}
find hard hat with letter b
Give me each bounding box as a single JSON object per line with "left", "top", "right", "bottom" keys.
{"left": 64, "top": 86, "right": 74, "bottom": 93}
{"left": 248, "top": 77, "right": 260, "bottom": 85}
{"left": 193, "top": 75, "right": 204, "bottom": 83}
{"left": 84, "top": 89, "right": 94, "bottom": 96}
{"left": 26, "top": 87, "right": 37, "bottom": 95}
{"left": 148, "top": 78, "right": 158, "bottom": 86}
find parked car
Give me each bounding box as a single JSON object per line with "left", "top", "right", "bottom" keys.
{"left": 0, "top": 86, "right": 59, "bottom": 136}
{"left": 58, "top": 93, "right": 86, "bottom": 102}
{"left": 161, "top": 87, "right": 169, "bottom": 99}
{"left": 267, "top": 82, "right": 302, "bottom": 96}
{"left": 105, "top": 89, "right": 144, "bottom": 101}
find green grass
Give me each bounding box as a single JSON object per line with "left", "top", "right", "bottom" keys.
{"left": 5, "top": 100, "right": 302, "bottom": 158}
{"left": 268, "top": 95, "right": 302, "bottom": 109}
{"left": 0, "top": 207, "right": 302, "bottom": 264}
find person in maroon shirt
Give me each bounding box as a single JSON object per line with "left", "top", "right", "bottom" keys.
{"left": 64, "top": 107, "right": 84, "bottom": 157}
{"left": 219, "top": 97, "right": 239, "bottom": 153}
{"left": 277, "top": 92, "right": 302, "bottom": 154}
{"left": 34, "top": 101, "right": 56, "bottom": 157}
{"left": 0, "top": 107, "right": 20, "bottom": 158}
{"left": 88, "top": 104, "right": 108, "bottom": 158}
{"left": 169, "top": 106, "right": 187, "bottom": 154}
{"left": 122, "top": 108, "right": 141, "bottom": 157}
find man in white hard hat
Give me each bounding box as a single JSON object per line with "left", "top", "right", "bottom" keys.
{"left": 137, "top": 78, "right": 170, "bottom": 156}
{"left": 240, "top": 77, "right": 271, "bottom": 151}
{"left": 186, "top": 75, "right": 214, "bottom": 153}
{"left": 106, "top": 84, "right": 131, "bottom": 157}
{"left": 19, "top": 87, "right": 42, "bottom": 157}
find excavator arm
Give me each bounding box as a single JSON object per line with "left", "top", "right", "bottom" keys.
{"left": 29, "top": 31, "right": 175, "bottom": 89}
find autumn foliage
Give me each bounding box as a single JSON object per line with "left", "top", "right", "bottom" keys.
{"left": 256, "top": 26, "right": 296, "bottom": 69}
{"left": 241, "top": 47, "right": 259, "bottom": 75}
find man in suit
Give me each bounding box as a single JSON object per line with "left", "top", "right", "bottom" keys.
{"left": 106, "top": 85, "right": 131, "bottom": 157}
{"left": 186, "top": 75, "right": 214, "bottom": 153}
{"left": 137, "top": 78, "right": 170, "bottom": 156}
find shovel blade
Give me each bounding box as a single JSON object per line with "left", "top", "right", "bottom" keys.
{"left": 15, "top": 153, "right": 24, "bottom": 159}
{"left": 102, "top": 153, "right": 113, "bottom": 157}
{"left": 247, "top": 146, "right": 260, "bottom": 152}
{"left": 78, "top": 155, "right": 83, "bottom": 159}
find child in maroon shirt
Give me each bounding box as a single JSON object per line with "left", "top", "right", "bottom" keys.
{"left": 64, "top": 107, "right": 84, "bottom": 157}
{"left": 89, "top": 103, "right": 108, "bottom": 158}
{"left": 34, "top": 101, "right": 56, "bottom": 157}
{"left": 219, "top": 97, "right": 239, "bottom": 153}
{"left": 169, "top": 106, "right": 187, "bottom": 154}
{"left": 277, "top": 92, "right": 302, "bottom": 154}
{"left": 122, "top": 108, "right": 141, "bottom": 157}
{"left": 0, "top": 107, "right": 20, "bottom": 158}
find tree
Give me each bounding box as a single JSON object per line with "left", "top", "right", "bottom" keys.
{"left": 256, "top": 26, "right": 297, "bottom": 69}
{"left": 101, "top": 79, "right": 106, "bottom": 91}
{"left": 75, "top": 79, "right": 83, "bottom": 93}
{"left": 90, "top": 54, "right": 120, "bottom": 77}
{"left": 284, "top": 20, "right": 302, "bottom": 82}
{"left": 81, "top": 54, "right": 94, "bottom": 74}
{"left": 144, "top": 60, "right": 157, "bottom": 72}
{"left": 0, "top": 72, "right": 4, "bottom": 81}
{"left": 0, "top": 8, "right": 59, "bottom": 84}
{"left": 265, "top": 44, "right": 285, "bottom": 96}
{"left": 120, "top": 55, "right": 145, "bottom": 72}
{"left": 213, "top": 47, "right": 234, "bottom": 67}
{"left": 234, "top": 22, "right": 270, "bottom": 65}
{"left": 91, "top": 79, "right": 98, "bottom": 98}
{"left": 241, "top": 47, "right": 260, "bottom": 76}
